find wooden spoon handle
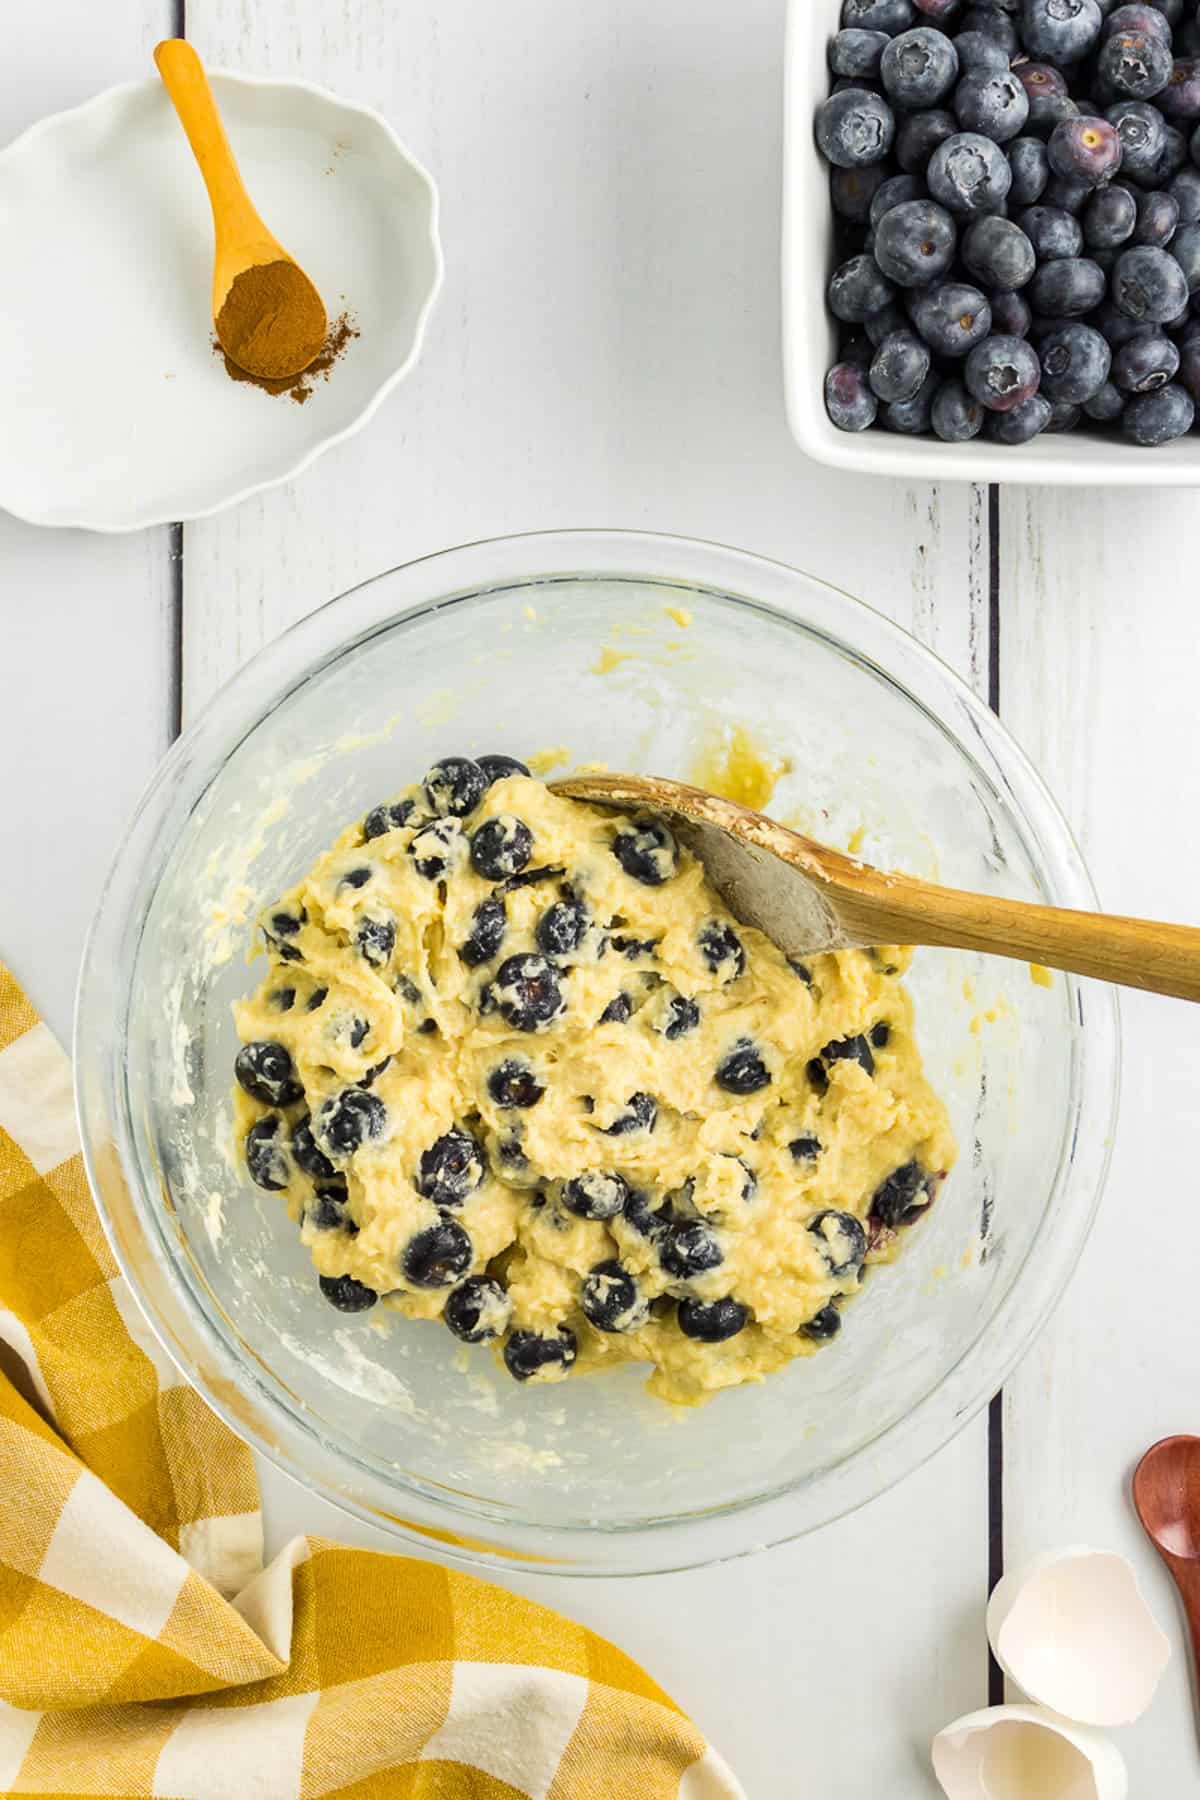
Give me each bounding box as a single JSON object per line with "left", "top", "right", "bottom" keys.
{"left": 1166, "top": 1557, "right": 1200, "bottom": 1740}
{"left": 832, "top": 875, "right": 1200, "bottom": 1003}
{"left": 154, "top": 40, "right": 269, "bottom": 254}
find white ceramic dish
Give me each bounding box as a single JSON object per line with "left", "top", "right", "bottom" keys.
{"left": 782, "top": 0, "right": 1200, "bottom": 486}
{"left": 0, "top": 73, "right": 442, "bottom": 532}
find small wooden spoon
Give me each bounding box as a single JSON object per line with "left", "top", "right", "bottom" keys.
{"left": 551, "top": 772, "right": 1200, "bottom": 1001}
{"left": 1134, "top": 1437, "right": 1200, "bottom": 1735}
{"left": 154, "top": 39, "right": 327, "bottom": 381}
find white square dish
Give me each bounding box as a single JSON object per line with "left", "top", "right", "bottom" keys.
{"left": 781, "top": 0, "right": 1200, "bottom": 486}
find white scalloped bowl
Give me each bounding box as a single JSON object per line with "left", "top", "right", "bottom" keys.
{"left": 0, "top": 73, "right": 442, "bottom": 531}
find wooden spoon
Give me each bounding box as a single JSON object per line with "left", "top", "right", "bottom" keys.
{"left": 154, "top": 39, "right": 327, "bottom": 381}
{"left": 1133, "top": 1437, "right": 1200, "bottom": 1734}
{"left": 551, "top": 771, "right": 1200, "bottom": 1001}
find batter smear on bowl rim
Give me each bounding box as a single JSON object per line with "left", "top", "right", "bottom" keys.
{"left": 232, "top": 757, "right": 955, "bottom": 1405}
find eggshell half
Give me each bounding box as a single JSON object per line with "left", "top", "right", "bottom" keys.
{"left": 932, "top": 1705, "right": 1129, "bottom": 1800}
{"left": 987, "top": 1546, "right": 1170, "bottom": 1727}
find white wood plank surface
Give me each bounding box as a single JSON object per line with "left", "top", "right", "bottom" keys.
{"left": 180, "top": 5, "right": 994, "bottom": 1795}
{"left": 999, "top": 486, "right": 1200, "bottom": 1792}
{"left": 0, "top": 6, "right": 175, "bottom": 1039}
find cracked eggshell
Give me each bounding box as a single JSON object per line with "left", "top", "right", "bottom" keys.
{"left": 987, "top": 1545, "right": 1170, "bottom": 1727}
{"left": 932, "top": 1705, "right": 1128, "bottom": 1800}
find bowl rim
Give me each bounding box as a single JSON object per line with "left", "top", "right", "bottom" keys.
{"left": 74, "top": 528, "right": 1122, "bottom": 1575}
{"left": 782, "top": 0, "right": 1200, "bottom": 486}
{"left": 0, "top": 69, "right": 444, "bottom": 534}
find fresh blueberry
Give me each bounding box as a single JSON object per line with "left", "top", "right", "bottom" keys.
{"left": 870, "top": 329, "right": 933, "bottom": 402}
{"left": 409, "top": 817, "right": 465, "bottom": 880}
{"left": 911, "top": 281, "right": 993, "bottom": 352}
{"left": 265, "top": 904, "right": 305, "bottom": 943}
{"left": 245, "top": 1115, "right": 289, "bottom": 1191}
{"left": 1028, "top": 255, "right": 1107, "bottom": 313}
{"left": 599, "top": 993, "right": 633, "bottom": 1024}
{"left": 1123, "top": 380, "right": 1196, "bottom": 438}
{"left": 698, "top": 920, "right": 747, "bottom": 981}
{"left": 1047, "top": 117, "right": 1124, "bottom": 186}
{"left": 1114, "top": 243, "right": 1191, "bottom": 319}
{"left": 476, "top": 753, "right": 531, "bottom": 786}
{"left": 487, "top": 1058, "right": 545, "bottom": 1110}
{"left": 881, "top": 370, "right": 941, "bottom": 430}
{"left": 841, "top": 0, "right": 917, "bottom": 29}
{"left": 677, "top": 1296, "right": 750, "bottom": 1342}
{"left": 1016, "top": 63, "right": 1069, "bottom": 110}
{"left": 825, "top": 361, "right": 880, "bottom": 430}
{"left": 318, "top": 1273, "right": 377, "bottom": 1313}
{"left": 417, "top": 1129, "right": 486, "bottom": 1208}
{"left": 788, "top": 1133, "right": 823, "bottom": 1163}
{"left": 991, "top": 289, "right": 1034, "bottom": 336}
{"left": 870, "top": 172, "right": 928, "bottom": 225}
{"left": 1090, "top": 298, "right": 1152, "bottom": 344}
{"left": 932, "top": 377, "right": 987, "bottom": 437}
{"left": 1045, "top": 398, "right": 1082, "bottom": 428}
{"left": 1106, "top": 98, "right": 1167, "bottom": 181}
{"left": 503, "top": 1326, "right": 578, "bottom": 1381}
{"left": 1039, "top": 322, "right": 1112, "bottom": 400}
{"left": 656, "top": 993, "right": 699, "bottom": 1040}
{"left": 363, "top": 797, "right": 415, "bottom": 841}
{"left": 356, "top": 915, "right": 396, "bottom": 969}
{"left": 828, "top": 254, "right": 898, "bottom": 321}
{"left": 488, "top": 953, "right": 565, "bottom": 1032}
{"left": 1021, "top": 0, "right": 1104, "bottom": 63}
{"left": 870, "top": 1021, "right": 891, "bottom": 1048}
{"left": 808, "top": 1209, "right": 869, "bottom": 1277}
{"left": 269, "top": 986, "right": 296, "bottom": 1013}
{"left": 1103, "top": 4, "right": 1173, "bottom": 41}
{"left": 316, "top": 1087, "right": 387, "bottom": 1157}
{"left": 896, "top": 108, "right": 959, "bottom": 172}
{"left": 1083, "top": 377, "right": 1127, "bottom": 417}
{"left": 859, "top": 314, "right": 897, "bottom": 354}
{"left": 832, "top": 163, "right": 889, "bottom": 223}
{"left": 962, "top": 215, "right": 1037, "bottom": 288}
{"left": 291, "top": 1114, "right": 337, "bottom": 1180}
{"left": 612, "top": 816, "right": 678, "bottom": 885}
{"left": 913, "top": 0, "right": 963, "bottom": 17}
{"left": 602, "top": 1091, "right": 658, "bottom": 1135}
{"left": 873, "top": 199, "right": 958, "bottom": 283}
{"left": 306, "top": 986, "right": 329, "bottom": 1012}
{"left": 610, "top": 932, "right": 658, "bottom": 961}
{"left": 927, "top": 131, "right": 1013, "bottom": 213}
{"left": 1098, "top": 28, "right": 1174, "bottom": 98}
{"left": 1028, "top": 92, "right": 1083, "bottom": 136}
{"left": 959, "top": 9, "right": 1020, "bottom": 54}
{"left": 581, "top": 1261, "right": 649, "bottom": 1333}
{"left": 1114, "top": 330, "right": 1181, "bottom": 389}
{"left": 986, "top": 391, "right": 1053, "bottom": 438}
{"left": 871, "top": 1160, "right": 935, "bottom": 1226}
{"left": 816, "top": 87, "right": 898, "bottom": 168}
{"left": 402, "top": 1219, "right": 473, "bottom": 1288}
{"left": 470, "top": 815, "right": 534, "bottom": 881}
{"left": 1008, "top": 135, "right": 1051, "bottom": 205}
{"left": 459, "top": 896, "right": 507, "bottom": 969}
{"left": 1176, "top": 325, "right": 1200, "bottom": 400}
{"left": 1160, "top": 57, "right": 1200, "bottom": 119}
{"left": 423, "top": 756, "right": 488, "bottom": 819}
{"left": 445, "top": 1276, "right": 512, "bottom": 1343}
{"left": 965, "top": 333, "right": 1043, "bottom": 409}
{"left": 1171, "top": 220, "right": 1200, "bottom": 291}
{"left": 802, "top": 1303, "right": 843, "bottom": 1342}
{"left": 234, "top": 1040, "right": 304, "bottom": 1107}
{"left": 536, "top": 898, "right": 589, "bottom": 958}
{"left": 881, "top": 27, "right": 960, "bottom": 106}
{"left": 1169, "top": 167, "right": 1200, "bottom": 227}
{"left": 830, "top": 26, "right": 892, "bottom": 78}
{"left": 1043, "top": 172, "right": 1096, "bottom": 212}
{"left": 822, "top": 1033, "right": 877, "bottom": 1075}
{"left": 660, "top": 1220, "right": 724, "bottom": 1281}
{"left": 561, "top": 1171, "right": 629, "bottom": 1220}
{"left": 955, "top": 70, "right": 1030, "bottom": 143}
{"left": 307, "top": 1187, "right": 354, "bottom": 1234}
{"left": 1083, "top": 184, "right": 1138, "bottom": 251}
{"left": 715, "top": 1039, "right": 773, "bottom": 1094}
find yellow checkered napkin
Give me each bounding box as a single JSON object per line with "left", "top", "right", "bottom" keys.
{"left": 0, "top": 964, "right": 744, "bottom": 1799}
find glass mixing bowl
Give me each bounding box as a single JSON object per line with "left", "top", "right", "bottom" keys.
{"left": 76, "top": 531, "right": 1119, "bottom": 1576}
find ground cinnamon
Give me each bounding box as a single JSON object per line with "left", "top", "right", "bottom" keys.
{"left": 215, "top": 310, "right": 359, "bottom": 404}
{"left": 216, "top": 259, "right": 327, "bottom": 382}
